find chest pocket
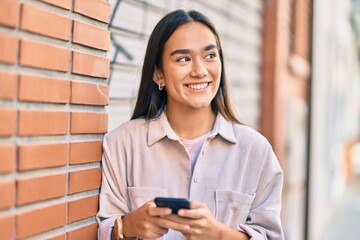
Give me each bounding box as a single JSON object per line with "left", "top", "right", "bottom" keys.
{"left": 215, "top": 190, "right": 256, "bottom": 228}
{"left": 128, "top": 187, "right": 166, "bottom": 211}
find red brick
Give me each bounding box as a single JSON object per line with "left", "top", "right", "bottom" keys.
{"left": 74, "top": 0, "right": 111, "bottom": 23}
{"left": 19, "top": 142, "right": 68, "bottom": 171}
{"left": 67, "top": 222, "right": 97, "bottom": 240}
{"left": 0, "top": 71, "right": 17, "bottom": 100}
{"left": 72, "top": 51, "right": 110, "bottom": 78}
{"left": 0, "top": 145, "right": 16, "bottom": 173}
{"left": 0, "top": 108, "right": 16, "bottom": 136}
{"left": 16, "top": 203, "right": 66, "bottom": 239}
{"left": 17, "top": 174, "right": 67, "bottom": 205}
{"left": 41, "top": 0, "right": 72, "bottom": 10}
{"left": 19, "top": 74, "right": 70, "bottom": 103}
{"left": 46, "top": 234, "right": 66, "bottom": 240}
{"left": 70, "top": 112, "right": 108, "bottom": 134}
{"left": 73, "top": 21, "right": 110, "bottom": 50}
{"left": 68, "top": 195, "right": 99, "bottom": 223}
{"left": 21, "top": 4, "right": 72, "bottom": 41}
{"left": 0, "top": 215, "right": 14, "bottom": 240}
{"left": 0, "top": 180, "right": 15, "bottom": 210}
{"left": 0, "top": 0, "right": 20, "bottom": 28}
{"left": 70, "top": 140, "right": 102, "bottom": 164}
{"left": 18, "top": 110, "right": 68, "bottom": 136}
{"left": 0, "top": 33, "right": 18, "bottom": 64}
{"left": 20, "top": 40, "right": 70, "bottom": 72}
{"left": 68, "top": 168, "right": 101, "bottom": 194}
{"left": 71, "top": 81, "right": 108, "bottom": 105}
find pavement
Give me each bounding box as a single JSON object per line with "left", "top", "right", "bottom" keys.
{"left": 321, "top": 174, "right": 360, "bottom": 240}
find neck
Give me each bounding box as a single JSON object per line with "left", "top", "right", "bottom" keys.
{"left": 166, "top": 105, "right": 216, "bottom": 140}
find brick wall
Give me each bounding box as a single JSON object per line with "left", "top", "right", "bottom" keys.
{"left": 261, "top": 0, "right": 291, "bottom": 166}
{"left": 0, "top": 0, "right": 111, "bottom": 239}
{"left": 260, "top": 0, "right": 312, "bottom": 239}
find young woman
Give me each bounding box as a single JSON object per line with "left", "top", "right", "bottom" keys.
{"left": 97, "top": 9, "right": 284, "bottom": 240}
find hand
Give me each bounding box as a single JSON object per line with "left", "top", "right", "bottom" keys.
{"left": 162, "top": 201, "right": 249, "bottom": 240}
{"left": 122, "top": 200, "right": 190, "bottom": 239}
{"left": 161, "top": 201, "right": 222, "bottom": 240}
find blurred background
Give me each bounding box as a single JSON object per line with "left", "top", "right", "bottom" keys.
{"left": 0, "top": 0, "right": 360, "bottom": 239}
{"left": 107, "top": 0, "right": 360, "bottom": 239}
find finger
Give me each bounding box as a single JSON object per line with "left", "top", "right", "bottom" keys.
{"left": 140, "top": 220, "right": 169, "bottom": 238}
{"left": 178, "top": 208, "right": 207, "bottom": 219}
{"left": 147, "top": 202, "right": 156, "bottom": 208}
{"left": 183, "top": 233, "right": 191, "bottom": 239}
{"left": 143, "top": 201, "right": 157, "bottom": 212}
{"left": 146, "top": 201, "right": 172, "bottom": 216}
{"left": 190, "top": 201, "right": 207, "bottom": 209}
{"left": 161, "top": 214, "right": 188, "bottom": 223}
{"left": 142, "top": 199, "right": 156, "bottom": 208}
{"left": 178, "top": 202, "right": 210, "bottom": 219}
{"left": 157, "top": 217, "right": 190, "bottom": 232}
{"left": 151, "top": 225, "right": 169, "bottom": 236}
{"left": 149, "top": 206, "right": 172, "bottom": 216}
{"left": 160, "top": 214, "right": 199, "bottom": 232}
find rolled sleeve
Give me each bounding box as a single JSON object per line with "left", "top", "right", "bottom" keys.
{"left": 98, "top": 215, "right": 118, "bottom": 240}
{"left": 237, "top": 146, "right": 284, "bottom": 240}
{"left": 96, "top": 134, "right": 130, "bottom": 240}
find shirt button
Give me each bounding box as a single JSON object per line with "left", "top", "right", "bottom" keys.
{"left": 194, "top": 177, "right": 199, "bottom": 183}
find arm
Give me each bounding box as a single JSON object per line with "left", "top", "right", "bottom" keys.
{"left": 97, "top": 134, "right": 131, "bottom": 240}
{"left": 97, "top": 134, "right": 190, "bottom": 239}
{"left": 237, "top": 146, "right": 284, "bottom": 239}
{"left": 97, "top": 134, "right": 171, "bottom": 240}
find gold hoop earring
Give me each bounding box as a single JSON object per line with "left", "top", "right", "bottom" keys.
{"left": 158, "top": 84, "right": 163, "bottom": 91}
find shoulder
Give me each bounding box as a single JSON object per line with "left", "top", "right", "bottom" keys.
{"left": 232, "top": 123, "right": 272, "bottom": 149}
{"left": 232, "top": 123, "right": 281, "bottom": 172}
{"left": 105, "top": 118, "right": 148, "bottom": 142}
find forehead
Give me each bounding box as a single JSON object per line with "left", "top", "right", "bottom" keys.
{"left": 163, "top": 22, "right": 218, "bottom": 53}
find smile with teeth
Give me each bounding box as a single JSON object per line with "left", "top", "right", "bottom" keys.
{"left": 186, "top": 82, "right": 209, "bottom": 90}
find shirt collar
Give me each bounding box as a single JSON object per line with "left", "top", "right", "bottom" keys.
{"left": 209, "top": 113, "right": 238, "bottom": 144}
{"left": 147, "top": 111, "right": 237, "bottom": 147}
{"left": 147, "top": 112, "right": 179, "bottom": 146}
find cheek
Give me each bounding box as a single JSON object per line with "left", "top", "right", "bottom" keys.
{"left": 209, "top": 64, "right": 222, "bottom": 81}
{"left": 163, "top": 67, "right": 188, "bottom": 84}
{"left": 211, "top": 65, "right": 222, "bottom": 90}
{"left": 210, "top": 59, "right": 221, "bottom": 71}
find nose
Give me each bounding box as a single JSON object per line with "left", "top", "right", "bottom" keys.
{"left": 190, "top": 58, "right": 208, "bottom": 78}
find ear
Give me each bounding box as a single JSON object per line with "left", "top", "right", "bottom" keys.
{"left": 153, "top": 68, "right": 164, "bottom": 86}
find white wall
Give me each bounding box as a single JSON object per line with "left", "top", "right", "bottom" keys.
{"left": 310, "top": 0, "right": 360, "bottom": 239}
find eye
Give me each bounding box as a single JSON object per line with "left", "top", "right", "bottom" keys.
{"left": 205, "top": 53, "right": 217, "bottom": 59}
{"left": 177, "top": 56, "right": 190, "bottom": 62}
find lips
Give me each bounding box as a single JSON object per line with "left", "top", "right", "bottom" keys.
{"left": 186, "top": 82, "right": 209, "bottom": 90}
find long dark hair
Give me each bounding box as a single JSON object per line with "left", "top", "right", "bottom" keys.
{"left": 131, "top": 9, "right": 240, "bottom": 124}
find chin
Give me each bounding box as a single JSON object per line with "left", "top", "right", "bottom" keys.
{"left": 191, "top": 102, "right": 212, "bottom": 109}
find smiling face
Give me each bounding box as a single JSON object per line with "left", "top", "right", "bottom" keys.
{"left": 154, "top": 22, "right": 222, "bottom": 112}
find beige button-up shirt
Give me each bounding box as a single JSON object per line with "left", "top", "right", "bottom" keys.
{"left": 97, "top": 112, "right": 284, "bottom": 240}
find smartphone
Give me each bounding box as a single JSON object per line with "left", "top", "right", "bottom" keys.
{"left": 154, "top": 197, "right": 191, "bottom": 214}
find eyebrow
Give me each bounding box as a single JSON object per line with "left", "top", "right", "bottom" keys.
{"left": 169, "top": 44, "right": 218, "bottom": 56}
